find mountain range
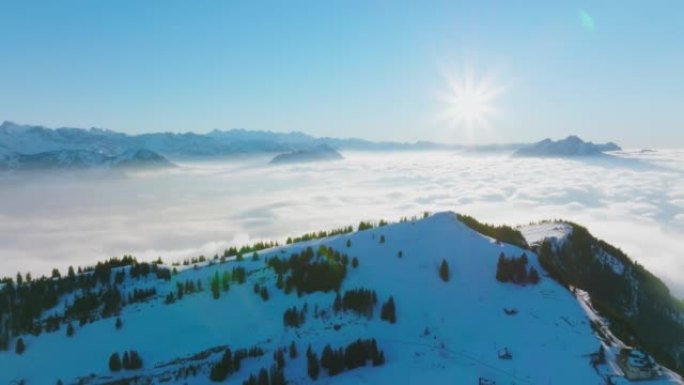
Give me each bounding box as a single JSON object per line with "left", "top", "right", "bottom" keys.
{"left": 0, "top": 121, "right": 623, "bottom": 170}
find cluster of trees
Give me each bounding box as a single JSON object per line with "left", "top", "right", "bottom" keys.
{"left": 166, "top": 279, "right": 205, "bottom": 304}
{"left": 0, "top": 255, "right": 173, "bottom": 349}
{"left": 333, "top": 288, "right": 377, "bottom": 317}
{"left": 286, "top": 226, "right": 354, "bottom": 245}
{"left": 457, "top": 214, "right": 529, "bottom": 249}
{"left": 209, "top": 348, "right": 238, "bottom": 381}
{"left": 224, "top": 241, "right": 278, "bottom": 258}
{"left": 496, "top": 253, "right": 540, "bottom": 285}
{"left": 538, "top": 223, "right": 684, "bottom": 375}
{"left": 283, "top": 305, "right": 306, "bottom": 328}
{"left": 129, "top": 261, "right": 171, "bottom": 281}
{"left": 267, "top": 246, "right": 348, "bottom": 295}
{"left": 127, "top": 287, "right": 157, "bottom": 304}
{"left": 208, "top": 345, "right": 265, "bottom": 382}
{"left": 181, "top": 255, "right": 207, "bottom": 266}
{"left": 380, "top": 296, "right": 396, "bottom": 324}
{"left": 250, "top": 283, "right": 269, "bottom": 302}
{"left": 398, "top": 212, "right": 430, "bottom": 223}
{"left": 319, "top": 339, "right": 385, "bottom": 377}
{"left": 109, "top": 350, "right": 143, "bottom": 371}
{"left": 241, "top": 365, "right": 286, "bottom": 385}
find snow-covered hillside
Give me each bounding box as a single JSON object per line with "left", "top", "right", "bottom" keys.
{"left": 1, "top": 213, "right": 680, "bottom": 385}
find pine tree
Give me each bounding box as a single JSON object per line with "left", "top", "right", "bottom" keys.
{"left": 109, "top": 352, "right": 122, "bottom": 372}
{"left": 346, "top": 239, "right": 352, "bottom": 248}
{"left": 222, "top": 271, "right": 230, "bottom": 292}
{"left": 496, "top": 253, "right": 507, "bottom": 282}
{"left": 380, "top": 296, "right": 396, "bottom": 324}
{"left": 289, "top": 341, "right": 298, "bottom": 359}
{"left": 122, "top": 351, "right": 130, "bottom": 369}
{"left": 351, "top": 257, "right": 359, "bottom": 268}
{"left": 211, "top": 272, "right": 221, "bottom": 299}
{"left": 15, "top": 337, "right": 25, "bottom": 355}
{"left": 66, "top": 322, "right": 75, "bottom": 337}
{"left": 439, "top": 259, "right": 450, "bottom": 282}
{"left": 275, "top": 349, "right": 285, "bottom": 369}
{"left": 257, "top": 368, "right": 269, "bottom": 385}
{"left": 115, "top": 317, "right": 123, "bottom": 330}
{"left": 307, "top": 351, "right": 320, "bottom": 380}
{"left": 528, "top": 266, "right": 540, "bottom": 284}
{"left": 128, "top": 350, "right": 143, "bottom": 369}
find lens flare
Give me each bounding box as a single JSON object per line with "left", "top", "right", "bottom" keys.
{"left": 437, "top": 67, "right": 507, "bottom": 142}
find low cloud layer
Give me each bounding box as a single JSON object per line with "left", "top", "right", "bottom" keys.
{"left": 1, "top": 150, "right": 682, "bottom": 296}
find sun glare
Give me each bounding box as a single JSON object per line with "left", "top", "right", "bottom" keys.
{"left": 438, "top": 67, "right": 506, "bottom": 140}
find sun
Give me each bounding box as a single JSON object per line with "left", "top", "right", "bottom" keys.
{"left": 438, "top": 67, "right": 506, "bottom": 137}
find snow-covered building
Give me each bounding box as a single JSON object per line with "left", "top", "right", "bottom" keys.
{"left": 618, "top": 349, "right": 658, "bottom": 380}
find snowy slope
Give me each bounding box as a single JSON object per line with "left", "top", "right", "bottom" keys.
{"left": 1, "top": 213, "right": 679, "bottom": 384}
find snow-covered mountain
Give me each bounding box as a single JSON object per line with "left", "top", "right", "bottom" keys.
{"left": 0, "top": 148, "right": 174, "bottom": 171}
{"left": 270, "top": 144, "right": 344, "bottom": 165}
{"left": 514, "top": 136, "right": 621, "bottom": 157}
{"left": 0, "top": 121, "right": 525, "bottom": 160}
{"left": 1, "top": 212, "right": 681, "bottom": 384}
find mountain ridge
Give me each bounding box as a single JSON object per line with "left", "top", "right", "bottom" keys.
{"left": 0, "top": 211, "right": 681, "bottom": 384}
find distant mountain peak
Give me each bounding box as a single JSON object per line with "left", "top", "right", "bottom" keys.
{"left": 515, "top": 136, "right": 621, "bottom": 157}
{"left": 270, "top": 143, "right": 343, "bottom": 165}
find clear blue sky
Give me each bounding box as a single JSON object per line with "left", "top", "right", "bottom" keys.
{"left": 0, "top": 1, "right": 682, "bottom": 147}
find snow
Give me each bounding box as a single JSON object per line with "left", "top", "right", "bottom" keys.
{"left": 1, "top": 212, "right": 681, "bottom": 384}
{"left": 519, "top": 222, "right": 573, "bottom": 246}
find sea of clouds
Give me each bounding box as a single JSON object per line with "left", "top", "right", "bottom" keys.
{"left": 0, "top": 150, "right": 682, "bottom": 296}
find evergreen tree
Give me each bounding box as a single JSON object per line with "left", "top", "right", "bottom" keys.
{"left": 351, "top": 257, "right": 359, "bottom": 268}
{"left": 109, "top": 352, "right": 122, "bottom": 372}
{"left": 307, "top": 351, "right": 320, "bottom": 380}
{"left": 439, "top": 259, "right": 450, "bottom": 282}
{"left": 496, "top": 253, "right": 507, "bottom": 282}
{"left": 275, "top": 349, "right": 285, "bottom": 369}
{"left": 211, "top": 272, "right": 221, "bottom": 299}
{"left": 15, "top": 337, "right": 25, "bottom": 355}
{"left": 260, "top": 286, "right": 269, "bottom": 301}
{"left": 209, "top": 348, "right": 233, "bottom": 381}
{"left": 122, "top": 351, "right": 130, "bottom": 369}
{"left": 346, "top": 239, "right": 352, "bottom": 248}
{"left": 380, "top": 296, "right": 396, "bottom": 324}
{"left": 222, "top": 271, "right": 230, "bottom": 292}
{"left": 66, "top": 322, "right": 75, "bottom": 337}
{"left": 528, "top": 266, "right": 540, "bottom": 284}
{"left": 128, "top": 350, "right": 143, "bottom": 369}
{"left": 257, "top": 368, "right": 269, "bottom": 385}
{"left": 115, "top": 317, "right": 123, "bottom": 330}
{"left": 289, "top": 341, "right": 298, "bottom": 359}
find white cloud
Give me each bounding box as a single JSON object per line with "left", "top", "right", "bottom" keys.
{"left": 1, "top": 150, "right": 683, "bottom": 296}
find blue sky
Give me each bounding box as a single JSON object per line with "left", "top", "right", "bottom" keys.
{"left": 0, "top": 1, "right": 682, "bottom": 147}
